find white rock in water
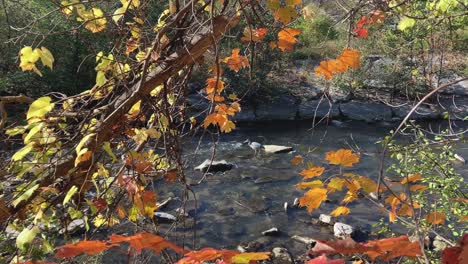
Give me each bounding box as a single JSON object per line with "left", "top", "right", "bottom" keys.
{"left": 293, "top": 198, "right": 299, "bottom": 207}
{"left": 284, "top": 202, "right": 288, "bottom": 212}
{"left": 263, "top": 145, "right": 294, "bottom": 154}
{"left": 454, "top": 153, "right": 466, "bottom": 164}
{"left": 194, "top": 159, "right": 234, "bottom": 172}
{"left": 262, "top": 227, "right": 280, "bottom": 236}
{"left": 154, "top": 212, "right": 177, "bottom": 223}
{"left": 272, "top": 247, "right": 293, "bottom": 264}
{"left": 291, "top": 235, "right": 316, "bottom": 245}
{"left": 319, "top": 214, "right": 333, "bottom": 225}
{"left": 334, "top": 222, "right": 354, "bottom": 239}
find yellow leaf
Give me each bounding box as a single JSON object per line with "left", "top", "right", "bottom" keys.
{"left": 27, "top": 96, "right": 54, "bottom": 123}
{"left": 425, "top": 212, "right": 446, "bottom": 225}
{"left": 299, "top": 166, "right": 325, "bottom": 179}
{"left": 127, "top": 100, "right": 141, "bottom": 118}
{"left": 325, "top": 149, "right": 360, "bottom": 167}
{"left": 330, "top": 206, "right": 350, "bottom": 216}
{"left": 296, "top": 180, "right": 323, "bottom": 190}
{"left": 12, "top": 183, "right": 39, "bottom": 207}
{"left": 63, "top": 186, "right": 78, "bottom": 205}
{"left": 231, "top": 252, "right": 271, "bottom": 264}
{"left": 39, "top": 47, "right": 54, "bottom": 69}
{"left": 299, "top": 188, "right": 327, "bottom": 214}
{"left": 60, "top": 0, "right": 74, "bottom": 15}
{"left": 12, "top": 143, "right": 34, "bottom": 161}
{"left": 220, "top": 120, "right": 235, "bottom": 133}
{"left": 291, "top": 155, "right": 303, "bottom": 166}
{"left": 327, "top": 178, "right": 344, "bottom": 192}
{"left": 96, "top": 71, "right": 107, "bottom": 87}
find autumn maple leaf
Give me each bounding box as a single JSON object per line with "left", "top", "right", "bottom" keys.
{"left": 223, "top": 49, "right": 249, "bottom": 72}
{"left": 240, "top": 27, "right": 267, "bottom": 42}
{"left": 55, "top": 240, "right": 113, "bottom": 258}
{"left": 325, "top": 149, "right": 360, "bottom": 167}
{"left": 271, "top": 28, "right": 301, "bottom": 52}
{"left": 299, "top": 187, "right": 327, "bottom": 214}
{"left": 299, "top": 166, "right": 325, "bottom": 178}
{"left": 306, "top": 255, "right": 345, "bottom": 264}
{"left": 109, "top": 232, "right": 187, "bottom": 254}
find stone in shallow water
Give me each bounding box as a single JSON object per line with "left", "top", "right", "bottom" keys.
{"left": 194, "top": 159, "right": 234, "bottom": 172}
{"left": 319, "top": 214, "right": 334, "bottom": 225}
{"left": 263, "top": 145, "right": 294, "bottom": 154}
{"left": 333, "top": 222, "right": 353, "bottom": 239}
{"left": 154, "top": 212, "right": 177, "bottom": 223}
{"left": 261, "top": 227, "right": 280, "bottom": 236}
{"left": 272, "top": 247, "right": 293, "bottom": 264}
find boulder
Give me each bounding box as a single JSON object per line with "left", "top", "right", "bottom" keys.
{"left": 255, "top": 96, "right": 298, "bottom": 121}
{"left": 272, "top": 247, "right": 294, "bottom": 264}
{"left": 440, "top": 79, "right": 468, "bottom": 96}
{"left": 333, "top": 222, "right": 354, "bottom": 239}
{"left": 340, "top": 101, "right": 392, "bottom": 122}
{"left": 194, "top": 159, "right": 234, "bottom": 172}
{"left": 392, "top": 104, "right": 440, "bottom": 120}
{"left": 263, "top": 145, "right": 294, "bottom": 154}
{"left": 298, "top": 100, "right": 340, "bottom": 119}
{"left": 232, "top": 107, "right": 256, "bottom": 122}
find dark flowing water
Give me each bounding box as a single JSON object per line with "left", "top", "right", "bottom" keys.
{"left": 138, "top": 120, "right": 468, "bottom": 257}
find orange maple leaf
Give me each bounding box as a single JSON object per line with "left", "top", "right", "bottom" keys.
{"left": 306, "top": 255, "right": 345, "bottom": 264}
{"left": 325, "top": 149, "right": 360, "bottom": 167}
{"left": 299, "top": 166, "right": 325, "bottom": 178}
{"left": 315, "top": 49, "right": 361, "bottom": 80}
{"left": 240, "top": 27, "right": 267, "bottom": 42}
{"left": 55, "top": 240, "right": 113, "bottom": 258}
{"left": 223, "top": 49, "right": 249, "bottom": 72}
{"left": 205, "top": 77, "right": 225, "bottom": 94}
{"left": 133, "top": 190, "right": 157, "bottom": 218}
{"left": 330, "top": 206, "right": 350, "bottom": 217}
{"left": 299, "top": 187, "right": 327, "bottom": 214}
{"left": 271, "top": 28, "right": 301, "bottom": 52}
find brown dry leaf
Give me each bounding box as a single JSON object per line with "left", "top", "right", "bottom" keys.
{"left": 401, "top": 173, "right": 423, "bottom": 184}
{"left": 425, "top": 211, "right": 446, "bottom": 225}
{"left": 291, "top": 155, "right": 304, "bottom": 166}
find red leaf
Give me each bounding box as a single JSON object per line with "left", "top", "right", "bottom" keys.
{"left": 55, "top": 240, "right": 113, "bottom": 258}
{"left": 353, "top": 27, "right": 368, "bottom": 38}
{"left": 442, "top": 234, "right": 468, "bottom": 264}
{"left": 109, "top": 232, "right": 187, "bottom": 254}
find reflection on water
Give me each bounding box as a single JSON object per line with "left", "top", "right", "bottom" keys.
{"left": 142, "top": 121, "right": 468, "bottom": 257}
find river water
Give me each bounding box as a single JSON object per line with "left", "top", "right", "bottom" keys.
{"left": 143, "top": 120, "right": 468, "bottom": 257}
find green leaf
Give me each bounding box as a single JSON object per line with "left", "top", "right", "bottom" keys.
{"left": 397, "top": 17, "right": 416, "bottom": 31}
{"left": 63, "top": 185, "right": 78, "bottom": 205}
{"left": 24, "top": 123, "right": 43, "bottom": 144}
{"left": 103, "top": 141, "right": 118, "bottom": 162}
{"left": 12, "top": 183, "right": 39, "bottom": 207}
{"left": 76, "top": 133, "right": 95, "bottom": 155}
{"left": 12, "top": 143, "right": 34, "bottom": 161}
{"left": 27, "top": 96, "right": 54, "bottom": 122}
{"left": 16, "top": 226, "right": 40, "bottom": 251}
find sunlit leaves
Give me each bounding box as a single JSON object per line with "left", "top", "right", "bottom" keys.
{"left": 80, "top": 8, "right": 107, "bottom": 33}
{"left": 231, "top": 252, "right": 271, "bottom": 263}
{"left": 176, "top": 247, "right": 270, "bottom": 264}
{"left": 223, "top": 49, "right": 249, "bottom": 72}
{"left": 12, "top": 183, "right": 39, "bottom": 207}
{"left": 397, "top": 17, "right": 416, "bottom": 31}
{"left": 240, "top": 27, "right": 267, "bottom": 42}
{"left": 16, "top": 226, "right": 40, "bottom": 251}
{"left": 270, "top": 28, "right": 301, "bottom": 52}
{"left": 425, "top": 211, "right": 446, "bottom": 225}
{"left": 19, "top": 46, "right": 54, "bottom": 76}
{"left": 325, "top": 149, "right": 360, "bottom": 167}
{"left": 296, "top": 180, "right": 323, "bottom": 190}
{"left": 75, "top": 133, "right": 95, "bottom": 166}
{"left": 63, "top": 186, "right": 78, "bottom": 205}
{"left": 26, "top": 96, "right": 54, "bottom": 123}
{"left": 315, "top": 49, "right": 361, "bottom": 80}
{"left": 400, "top": 173, "right": 422, "bottom": 184}
{"left": 133, "top": 190, "right": 157, "bottom": 218}
{"left": 299, "top": 188, "right": 327, "bottom": 214}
